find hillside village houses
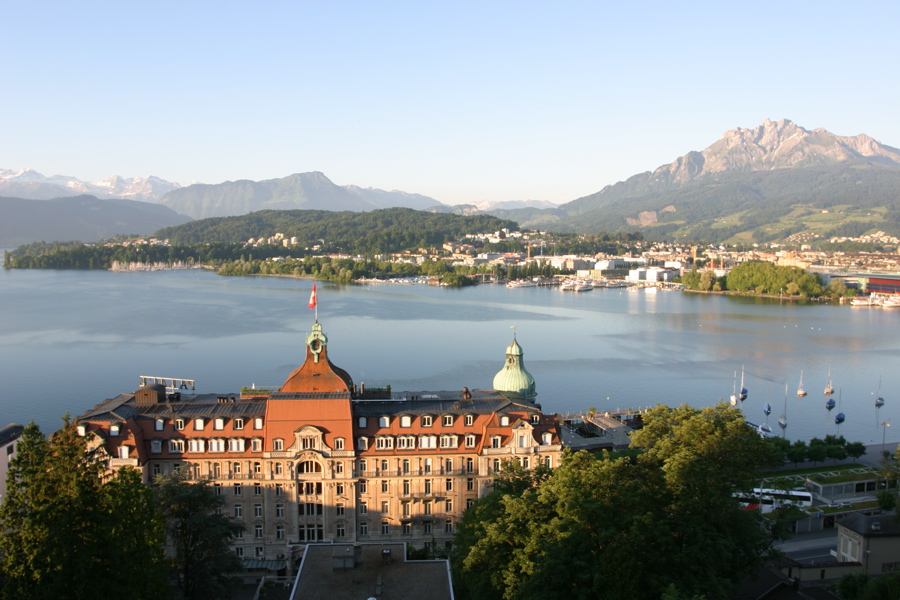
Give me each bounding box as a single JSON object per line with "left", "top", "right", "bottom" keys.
{"left": 74, "top": 318, "right": 562, "bottom": 570}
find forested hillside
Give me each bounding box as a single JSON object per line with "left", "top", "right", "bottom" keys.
{"left": 153, "top": 208, "right": 517, "bottom": 254}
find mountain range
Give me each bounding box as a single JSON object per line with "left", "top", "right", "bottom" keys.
{"left": 5, "top": 118, "right": 900, "bottom": 247}
{"left": 487, "top": 119, "right": 900, "bottom": 243}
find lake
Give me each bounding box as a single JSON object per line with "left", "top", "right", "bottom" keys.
{"left": 2, "top": 267, "right": 898, "bottom": 446}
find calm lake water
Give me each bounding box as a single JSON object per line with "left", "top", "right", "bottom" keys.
{"left": 2, "top": 268, "right": 899, "bottom": 446}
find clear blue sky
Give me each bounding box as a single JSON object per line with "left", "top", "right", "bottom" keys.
{"left": 2, "top": 1, "right": 898, "bottom": 205}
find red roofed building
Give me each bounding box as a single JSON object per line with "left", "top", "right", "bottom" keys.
{"left": 75, "top": 320, "right": 562, "bottom": 566}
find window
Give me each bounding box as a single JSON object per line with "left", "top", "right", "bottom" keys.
{"left": 358, "top": 459, "right": 367, "bottom": 475}
{"left": 254, "top": 525, "right": 263, "bottom": 539}
{"left": 194, "top": 418, "right": 204, "bottom": 431}
{"left": 542, "top": 432, "right": 552, "bottom": 445}
{"left": 375, "top": 437, "right": 394, "bottom": 450}
{"left": 402, "top": 459, "right": 410, "bottom": 474}
{"left": 336, "top": 483, "right": 344, "bottom": 495}
{"left": 109, "top": 424, "right": 120, "bottom": 437}
{"left": 402, "top": 502, "right": 411, "bottom": 517}
{"left": 336, "top": 524, "right": 346, "bottom": 538}
{"left": 467, "top": 478, "right": 475, "bottom": 491}
{"left": 251, "top": 438, "right": 262, "bottom": 452}
{"left": 214, "top": 418, "right": 224, "bottom": 430}
{"left": 421, "top": 415, "right": 433, "bottom": 427}
{"left": 465, "top": 434, "right": 476, "bottom": 448}
{"left": 253, "top": 418, "right": 263, "bottom": 430}
{"left": 233, "top": 418, "right": 244, "bottom": 430}
{"left": 334, "top": 437, "right": 345, "bottom": 450}
{"left": 188, "top": 439, "right": 205, "bottom": 453}
{"left": 175, "top": 418, "right": 185, "bottom": 431}
{"left": 357, "top": 437, "right": 368, "bottom": 450}
{"left": 424, "top": 522, "right": 432, "bottom": 534}
{"left": 301, "top": 437, "right": 316, "bottom": 450}
{"left": 424, "top": 500, "right": 432, "bottom": 515}
{"left": 155, "top": 419, "right": 165, "bottom": 431}
{"left": 521, "top": 457, "right": 530, "bottom": 469}
{"left": 493, "top": 458, "right": 501, "bottom": 472}
{"left": 445, "top": 458, "right": 453, "bottom": 473}
{"left": 234, "top": 484, "right": 242, "bottom": 496}
{"left": 518, "top": 435, "right": 527, "bottom": 448}
{"left": 466, "top": 458, "right": 474, "bottom": 473}
{"left": 360, "top": 522, "right": 368, "bottom": 536}
{"left": 117, "top": 446, "right": 129, "bottom": 459}
{"left": 212, "top": 463, "right": 221, "bottom": 477}
{"left": 378, "top": 416, "right": 390, "bottom": 428}
{"left": 275, "top": 462, "right": 283, "bottom": 475}
{"left": 169, "top": 440, "right": 185, "bottom": 453}
{"left": 235, "top": 546, "right": 244, "bottom": 557}
{"left": 380, "top": 459, "right": 389, "bottom": 472}
{"left": 381, "top": 480, "right": 389, "bottom": 493}
{"left": 336, "top": 503, "right": 344, "bottom": 516}
{"left": 442, "top": 415, "right": 453, "bottom": 427}
{"left": 397, "top": 436, "right": 415, "bottom": 449}
{"left": 253, "top": 462, "right": 262, "bottom": 475}
{"left": 499, "top": 415, "right": 509, "bottom": 426}
{"left": 381, "top": 500, "right": 389, "bottom": 514}
{"left": 544, "top": 456, "right": 552, "bottom": 469}
{"left": 360, "top": 501, "right": 368, "bottom": 515}
{"left": 273, "top": 439, "right": 284, "bottom": 451}
{"left": 253, "top": 482, "right": 262, "bottom": 494}
{"left": 358, "top": 416, "right": 367, "bottom": 428}
{"left": 440, "top": 435, "right": 457, "bottom": 448}
{"left": 233, "top": 462, "right": 242, "bottom": 475}
{"left": 400, "top": 415, "right": 411, "bottom": 427}
{"left": 424, "top": 458, "right": 432, "bottom": 474}
{"left": 298, "top": 460, "right": 321, "bottom": 474}
{"left": 209, "top": 439, "right": 225, "bottom": 452}
{"left": 276, "top": 503, "right": 284, "bottom": 518}
{"left": 531, "top": 414, "right": 540, "bottom": 424}
{"left": 255, "top": 546, "right": 264, "bottom": 558}
{"left": 465, "top": 414, "right": 474, "bottom": 427}
{"left": 303, "top": 482, "right": 323, "bottom": 495}
{"left": 445, "top": 519, "right": 453, "bottom": 533}
{"left": 402, "top": 522, "right": 411, "bottom": 535}
{"left": 153, "top": 463, "right": 162, "bottom": 476}
{"left": 419, "top": 435, "right": 436, "bottom": 449}
{"left": 151, "top": 440, "right": 162, "bottom": 453}
{"left": 229, "top": 438, "right": 245, "bottom": 452}
{"left": 254, "top": 504, "right": 262, "bottom": 518}
{"left": 445, "top": 479, "right": 453, "bottom": 492}
{"left": 402, "top": 480, "right": 411, "bottom": 496}
{"left": 491, "top": 436, "right": 501, "bottom": 448}
{"left": 276, "top": 525, "right": 285, "bottom": 540}
{"left": 381, "top": 521, "right": 390, "bottom": 535}
{"left": 358, "top": 481, "right": 367, "bottom": 494}
{"left": 467, "top": 498, "right": 475, "bottom": 509}
{"left": 235, "top": 529, "right": 243, "bottom": 539}
{"left": 334, "top": 462, "right": 343, "bottom": 475}
{"left": 233, "top": 504, "right": 244, "bottom": 518}
{"left": 424, "top": 479, "right": 432, "bottom": 495}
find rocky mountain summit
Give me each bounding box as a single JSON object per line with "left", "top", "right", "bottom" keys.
{"left": 0, "top": 169, "right": 181, "bottom": 202}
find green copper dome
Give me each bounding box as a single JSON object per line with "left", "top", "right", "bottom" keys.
{"left": 492, "top": 335, "right": 536, "bottom": 401}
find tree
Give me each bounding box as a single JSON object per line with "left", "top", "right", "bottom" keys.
{"left": 785, "top": 440, "right": 808, "bottom": 467}
{"left": 846, "top": 441, "right": 867, "bottom": 461}
{"left": 807, "top": 443, "right": 827, "bottom": 466}
{"left": 453, "top": 404, "right": 782, "bottom": 600}
{"left": 155, "top": 473, "right": 244, "bottom": 600}
{"left": 0, "top": 419, "right": 170, "bottom": 600}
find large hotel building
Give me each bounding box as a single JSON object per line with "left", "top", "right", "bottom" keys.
{"left": 76, "top": 320, "right": 563, "bottom": 565}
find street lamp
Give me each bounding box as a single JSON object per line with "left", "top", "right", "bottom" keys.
{"left": 881, "top": 421, "right": 891, "bottom": 462}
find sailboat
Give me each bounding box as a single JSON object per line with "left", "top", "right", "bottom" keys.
{"left": 730, "top": 370, "right": 739, "bottom": 407}
{"left": 825, "top": 397, "right": 835, "bottom": 411}
{"left": 824, "top": 367, "right": 834, "bottom": 396}
{"left": 797, "top": 370, "right": 807, "bottom": 398}
{"left": 759, "top": 398, "right": 773, "bottom": 435}
{"left": 835, "top": 390, "right": 845, "bottom": 425}
{"left": 875, "top": 377, "right": 885, "bottom": 408}
{"left": 739, "top": 366, "right": 748, "bottom": 402}
{"left": 778, "top": 384, "right": 788, "bottom": 435}
{"left": 764, "top": 402, "right": 772, "bottom": 416}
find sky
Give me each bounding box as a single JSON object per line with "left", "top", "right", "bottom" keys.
{"left": 2, "top": 1, "right": 899, "bottom": 206}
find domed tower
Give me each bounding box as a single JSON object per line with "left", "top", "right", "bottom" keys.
{"left": 492, "top": 334, "right": 536, "bottom": 402}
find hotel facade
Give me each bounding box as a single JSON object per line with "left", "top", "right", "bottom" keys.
{"left": 76, "top": 321, "right": 562, "bottom": 564}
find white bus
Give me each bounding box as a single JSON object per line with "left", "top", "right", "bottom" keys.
{"left": 735, "top": 488, "right": 813, "bottom": 513}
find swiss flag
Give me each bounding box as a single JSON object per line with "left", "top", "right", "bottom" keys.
{"left": 308, "top": 283, "right": 317, "bottom": 310}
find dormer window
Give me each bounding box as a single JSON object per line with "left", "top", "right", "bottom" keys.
{"left": 214, "top": 418, "right": 225, "bottom": 430}
{"left": 253, "top": 418, "right": 263, "bottom": 430}
{"left": 421, "top": 415, "right": 433, "bottom": 427}
{"left": 175, "top": 418, "right": 185, "bottom": 431}
{"left": 155, "top": 419, "right": 165, "bottom": 431}
{"left": 358, "top": 437, "right": 369, "bottom": 451}
{"left": 118, "top": 446, "right": 130, "bottom": 459}
{"left": 109, "top": 424, "right": 120, "bottom": 437}
{"left": 464, "top": 414, "right": 474, "bottom": 427}
{"left": 194, "top": 418, "right": 205, "bottom": 431}
{"left": 491, "top": 435, "right": 502, "bottom": 448}
{"left": 76, "top": 424, "right": 86, "bottom": 437}
{"left": 400, "top": 415, "right": 411, "bottom": 428}
{"left": 499, "top": 415, "right": 510, "bottom": 427}
{"left": 531, "top": 414, "right": 540, "bottom": 424}
{"left": 273, "top": 439, "right": 284, "bottom": 451}
{"left": 335, "top": 437, "right": 345, "bottom": 450}
{"left": 542, "top": 432, "right": 553, "bottom": 445}
{"left": 378, "top": 416, "right": 390, "bottom": 428}
{"left": 442, "top": 415, "right": 453, "bottom": 427}
{"left": 358, "top": 417, "right": 367, "bottom": 429}
{"left": 465, "top": 434, "right": 476, "bottom": 448}
{"left": 233, "top": 418, "right": 244, "bottom": 430}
